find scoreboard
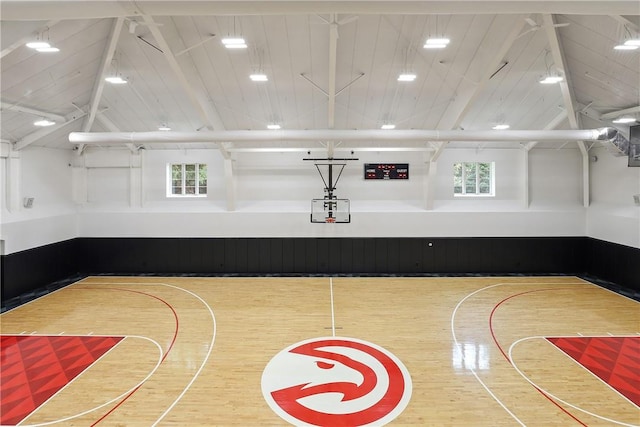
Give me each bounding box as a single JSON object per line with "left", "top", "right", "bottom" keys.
{"left": 364, "top": 163, "right": 409, "bottom": 180}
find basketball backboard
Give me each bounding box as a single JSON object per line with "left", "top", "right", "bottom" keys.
{"left": 311, "top": 198, "right": 350, "bottom": 223}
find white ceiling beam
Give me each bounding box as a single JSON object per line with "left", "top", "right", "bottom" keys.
{"left": 95, "top": 113, "right": 120, "bottom": 132}
{"left": 437, "top": 15, "right": 528, "bottom": 130}
{"left": 4, "top": 2, "right": 639, "bottom": 20}
{"left": 82, "top": 17, "right": 124, "bottom": 133}
{"left": 523, "top": 109, "right": 568, "bottom": 151}
{"left": 0, "top": 101, "right": 66, "bottom": 122}
{"left": 141, "top": 15, "right": 234, "bottom": 207}
{"left": 142, "top": 16, "right": 227, "bottom": 136}
{"left": 610, "top": 15, "right": 640, "bottom": 33}
{"left": 15, "top": 109, "right": 87, "bottom": 151}
{"left": 600, "top": 105, "right": 640, "bottom": 120}
{"left": 543, "top": 14, "right": 579, "bottom": 129}
{"left": 0, "top": 20, "right": 60, "bottom": 58}
{"left": 327, "top": 16, "right": 338, "bottom": 129}
{"left": 95, "top": 112, "right": 138, "bottom": 152}
{"left": 543, "top": 14, "right": 589, "bottom": 207}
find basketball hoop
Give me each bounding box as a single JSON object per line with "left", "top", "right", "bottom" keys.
{"left": 325, "top": 217, "right": 336, "bottom": 223}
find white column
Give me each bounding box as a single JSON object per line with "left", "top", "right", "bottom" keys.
{"left": 6, "top": 148, "right": 21, "bottom": 212}
{"left": 577, "top": 141, "right": 590, "bottom": 207}
{"left": 522, "top": 147, "right": 530, "bottom": 208}
{"left": 129, "top": 152, "right": 142, "bottom": 207}
{"left": 71, "top": 153, "right": 88, "bottom": 204}
{"left": 424, "top": 160, "right": 438, "bottom": 211}
{"left": 224, "top": 157, "right": 236, "bottom": 211}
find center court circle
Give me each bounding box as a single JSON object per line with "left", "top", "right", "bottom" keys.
{"left": 261, "top": 336, "right": 412, "bottom": 426}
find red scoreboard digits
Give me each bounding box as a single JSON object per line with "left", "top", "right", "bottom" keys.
{"left": 364, "top": 163, "right": 409, "bottom": 180}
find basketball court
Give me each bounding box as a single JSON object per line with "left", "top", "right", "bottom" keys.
{"left": 1, "top": 276, "right": 638, "bottom": 426}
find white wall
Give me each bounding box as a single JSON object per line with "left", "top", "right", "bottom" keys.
{"left": 9, "top": 141, "right": 637, "bottom": 254}
{"left": 75, "top": 146, "right": 586, "bottom": 240}
{"left": 529, "top": 148, "right": 583, "bottom": 208}
{"left": 587, "top": 144, "right": 640, "bottom": 248}
{"left": 0, "top": 147, "right": 77, "bottom": 254}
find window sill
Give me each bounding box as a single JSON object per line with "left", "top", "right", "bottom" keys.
{"left": 453, "top": 194, "right": 495, "bottom": 198}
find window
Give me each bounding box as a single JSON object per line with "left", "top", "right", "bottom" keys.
{"left": 167, "top": 163, "right": 207, "bottom": 197}
{"left": 453, "top": 162, "right": 494, "bottom": 196}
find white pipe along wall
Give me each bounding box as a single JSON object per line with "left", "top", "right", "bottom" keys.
{"left": 69, "top": 127, "right": 625, "bottom": 145}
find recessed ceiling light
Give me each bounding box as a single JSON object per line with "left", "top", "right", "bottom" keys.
{"left": 612, "top": 117, "right": 637, "bottom": 124}
{"left": 539, "top": 75, "right": 564, "bottom": 84}
{"left": 426, "top": 38, "right": 450, "bottom": 45}
{"left": 250, "top": 73, "right": 268, "bottom": 82}
{"left": 623, "top": 39, "right": 640, "bottom": 46}
{"left": 398, "top": 73, "right": 417, "bottom": 82}
{"left": 614, "top": 44, "right": 638, "bottom": 50}
{"left": 381, "top": 124, "right": 396, "bottom": 130}
{"left": 267, "top": 124, "right": 281, "bottom": 130}
{"left": 158, "top": 124, "right": 171, "bottom": 131}
{"left": 26, "top": 41, "right": 50, "bottom": 49}
{"left": 34, "top": 119, "right": 56, "bottom": 127}
{"left": 424, "top": 38, "right": 450, "bottom": 49}
{"left": 492, "top": 124, "right": 510, "bottom": 130}
{"left": 424, "top": 44, "right": 448, "bottom": 49}
{"left": 105, "top": 76, "right": 127, "bottom": 84}
{"left": 36, "top": 46, "right": 60, "bottom": 53}
{"left": 222, "top": 37, "right": 247, "bottom": 49}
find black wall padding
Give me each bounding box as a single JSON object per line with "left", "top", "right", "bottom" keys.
{"left": 1, "top": 239, "right": 79, "bottom": 301}
{"left": 1, "top": 237, "right": 638, "bottom": 305}
{"left": 76, "top": 237, "right": 585, "bottom": 276}
{"left": 585, "top": 239, "right": 640, "bottom": 291}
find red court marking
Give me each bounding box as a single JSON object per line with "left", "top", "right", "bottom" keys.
{"left": 87, "top": 287, "right": 179, "bottom": 426}
{"left": 547, "top": 336, "right": 640, "bottom": 407}
{"left": 0, "top": 335, "right": 123, "bottom": 426}
{"left": 489, "top": 288, "right": 587, "bottom": 426}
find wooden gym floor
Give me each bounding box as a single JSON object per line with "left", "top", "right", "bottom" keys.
{"left": 1, "top": 276, "right": 638, "bottom": 426}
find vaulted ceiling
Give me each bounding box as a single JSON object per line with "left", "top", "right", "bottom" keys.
{"left": 1, "top": 1, "right": 639, "bottom": 152}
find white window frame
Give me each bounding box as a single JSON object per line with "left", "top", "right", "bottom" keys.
{"left": 453, "top": 161, "right": 495, "bottom": 197}
{"left": 166, "top": 163, "right": 208, "bottom": 198}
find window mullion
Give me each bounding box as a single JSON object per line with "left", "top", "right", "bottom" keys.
{"left": 461, "top": 162, "right": 466, "bottom": 195}
{"left": 195, "top": 163, "right": 200, "bottom": 195}
{"left": 181, "top": 164, "right": 186, "bottom": 195}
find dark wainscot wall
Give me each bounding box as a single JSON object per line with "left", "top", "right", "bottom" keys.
{"left": 2, "top": 237, "right": 638, "bottom": 305}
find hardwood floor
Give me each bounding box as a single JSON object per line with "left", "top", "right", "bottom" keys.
{"left": 1, "top": 276, "right": 638, "bottom": 426}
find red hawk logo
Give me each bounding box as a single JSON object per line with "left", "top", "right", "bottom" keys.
{"left": 262, "top": 337, "right": 412, "bottom": 426}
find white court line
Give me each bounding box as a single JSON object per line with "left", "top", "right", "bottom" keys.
{"left": 509, "top": 336, "right": 639, "bottom": 427}
{"left": 18, "top": 335, "right": 163, "bottom": 427}
{"left": 330, "top": 277, "right": 336, "bottom": 337}
{"left": 451, "top": 283, "right": 525, "bottom": 426}
{"left": 451, "top": 280, "right": 587, "bottom": 426}
{"left": 143, "top": 283, "right": 217, "bottom": 427}
{"left": 15, "top": 281, "right": 217, "bottom": 427}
